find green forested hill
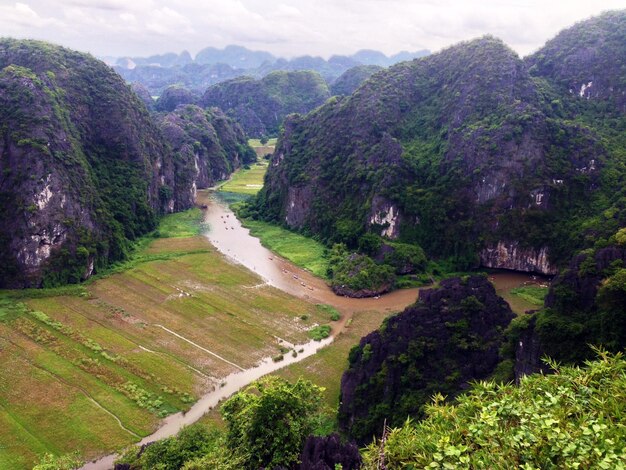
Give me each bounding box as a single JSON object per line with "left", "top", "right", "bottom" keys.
{"left": 330, "top": 65, "right": 383, "bottom": 96}
{"left": 0, "top": 39, "right": 252, "bottom": 288}
{"left": 201, "top": 70, "right": 331, "bottom": 138}
{"left": 252, "top": 11, "right": 626, "bottom": 276}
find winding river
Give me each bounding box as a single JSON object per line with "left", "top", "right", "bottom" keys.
{"left": 81, "top": 191, "right": 546, "bottom": 469}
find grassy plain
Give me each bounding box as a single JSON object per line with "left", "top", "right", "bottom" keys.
{"left": 217, "top": 138, "right": 275, "bottom": 195}
{"left": 274, "top": 308, "right": 389, "bottom": 416}
{"left": 0, "top": 209, "right": 327, "bottom": 468}
{"left": 218, "top": 161, "right": 268, "bottom": 195}
{"left": 509, "top": 286, "right": 548, "bottom": 306}
{"left": 243, "top": 219, "right": 330, "bottom": 279}
{"left": 497, "top": 284, "right": 549, "bottom": 314}
{"left": 248, "top": 137, "right": 277, "bottom": 152}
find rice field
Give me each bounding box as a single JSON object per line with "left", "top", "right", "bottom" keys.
{"left": 0, "top": 211, "right": 326, "bottom": 468}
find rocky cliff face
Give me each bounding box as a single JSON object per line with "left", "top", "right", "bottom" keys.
{"left": 513, "top": 315, "right": 549, "bottom": 382}
{"left": 480, "top": 241, "right": 558, "bottom": 275}
{"left": 253, "top": 33, "right": 606, "bottom": 270}
{"left": 157, "top": 105, "right": 255, "bottom": 209}
{"left": 299, "top": 434, "right": 362, "bottom": 470}
{"left": 0, "top": 39, "right": 253, "bottom": 287}
{"left": 202, "top": 70, "right": 331, "bottom": 137}
{"left": 338, "top": 275, "right": 515, "bottom": 444}
{"left": 0, "top": 39, "right": 179, "bottom": 287}
{"left": 506, "top": 242, "right": 626, "bottom": 379}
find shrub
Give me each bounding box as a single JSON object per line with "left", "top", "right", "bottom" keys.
{"left": 221, "top": 376, "right": 324, "bottom": 469}
{"left": 362, "top": 351, "right": 626, "bottom": 469}
{"left": 309, "top": 324, "right": 331, "bottom": 341}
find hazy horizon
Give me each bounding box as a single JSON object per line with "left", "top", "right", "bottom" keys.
{"left": 0, "top": 0, "right": 623, "bottom": 60}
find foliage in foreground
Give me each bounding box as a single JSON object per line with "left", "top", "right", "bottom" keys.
{"left": 222, "top": 376, "right": 325, "bottom": 469}
{"left": 115, "top": 424, "right": 241, "bottom": 470}
{"left": 32, "top": 453, "right": 82, "bottom": 470}
{"left": 117, "top": 377, "right": 325, "bottom": 470}
{"left": 362, "top": 351, "right": 626, "bottom": 469}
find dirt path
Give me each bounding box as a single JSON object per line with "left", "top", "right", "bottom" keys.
{"left": 154, "top": 324, "right": 245, "bottom": 371}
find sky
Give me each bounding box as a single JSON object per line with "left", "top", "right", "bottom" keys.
{"left": 0, "top": 0, "right": 624, "bottom": 60}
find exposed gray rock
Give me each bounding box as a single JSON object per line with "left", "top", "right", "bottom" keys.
{"left": 480, "top": 241, "right": 558, "bottom": 275}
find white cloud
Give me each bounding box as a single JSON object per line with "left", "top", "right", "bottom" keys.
{"left": 0, "top": 2, "right": 62, "bottom": 30}
{"left": 145, "top": 7, "right": 194, "bottom": 36}
{"left": 2, "top": 0, "right": 624, "bottom": 59}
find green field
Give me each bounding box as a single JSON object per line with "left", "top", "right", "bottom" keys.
{"left": 242, "top": 219, "right": 330, "bottom": 279}
{"left": 247, "top": 137, "right": 278, "bottom": 148}
{"left": 218, "top": 161, "right": 268, "bottom": 195}
{"left": 274, "top": 308, "right": 389, "bottom": 411}
{"left": 509, "top": 286, "right": 548, "bottom": 307}
{"left": 0, "top": 211, "right": 328, "bottom": 469}
{"left": 197, "top": 306, "right": 401, "bottom": 433}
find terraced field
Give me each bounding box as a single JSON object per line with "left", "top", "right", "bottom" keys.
{"left": 0, "top": 212, "right": 326, "bottom": 469}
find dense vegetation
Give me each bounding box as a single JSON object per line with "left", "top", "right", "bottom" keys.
{"left": 0, "top": 39, "right": 254, "bottom": 287}
{"left": 339, "top": 276, "right": 515, "bottom": 443}
{"left": 361, "top": 352, "right": 626, "bottom": 469}
{"left": 116, "top": 377, "right": 325, "bottom": 470}
{"left": 330, "top": 65, "right": 383, "bottom": 96}
{"left": 0, "top": 39, "right": 170, "bottom": 287}
{"left": 326, "top": 244, "right": 397, "bottom": 297}
{"left": 201, "top": 70, "right": 331, "bottom": 137}
{"left": 252, "top": 11, "right": 626, "bottom": 277}
{"left": 155, "top": 85, "right": 199, "bottom": 112}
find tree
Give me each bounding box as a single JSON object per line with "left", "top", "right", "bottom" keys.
{"left": 221, "top": 376, "right": 324, "bottom": 469}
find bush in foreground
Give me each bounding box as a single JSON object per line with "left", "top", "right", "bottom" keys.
{"left": 222, "top": 376, "right": 325, "bottom": 469}
{"left": 362, "top": 351, "right": 626, "bottom": 469}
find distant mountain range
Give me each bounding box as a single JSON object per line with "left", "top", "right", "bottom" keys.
{"left": 107, "top": 45, "right": 430, "bottom": 95}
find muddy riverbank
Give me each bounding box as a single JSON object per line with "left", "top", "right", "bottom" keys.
{"left": 81, "top": 191, "right": 547, "bottom": 469}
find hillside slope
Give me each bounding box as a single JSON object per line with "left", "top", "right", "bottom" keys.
{"left": 330, "top": 65, "right": 383, "bottom": 96}
{"left": 338, "top": 275, "right": 514, "bottom": 443}
{"left": 0, "top": 39, "right": 253, "bottom": 287}
{"left": 253, "top": 33, "right": 609, "bottom": 273}
{"left": 202, "top": 70, "right": 331, "bottom": 137}
{"left": 158, "top": 105, "right": 255, "bottom": 209}
{"left": 527, "top": 10, "right": 626, "bottom": 114}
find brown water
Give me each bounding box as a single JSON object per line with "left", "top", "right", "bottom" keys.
{"left": 81, "top": 192, "right": 419, "bottom": 470}
{"left": 81, "top": 192, "right": 546, "bottom": 469}
{"left": 200, "top": 191, "right": 422, "bottom": 326}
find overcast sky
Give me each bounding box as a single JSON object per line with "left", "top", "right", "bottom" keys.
{"left": 0, "top": 0, "right": 624, "bottom": 59}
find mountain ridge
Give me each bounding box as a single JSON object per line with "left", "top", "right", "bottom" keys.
{"left": 0, "top": 39, "right": 252, "bottom": 287}
{"left": 251, "top": 17, "right": 625, "bottom": 274}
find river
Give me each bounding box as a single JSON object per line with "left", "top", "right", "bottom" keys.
{"left": 81, "top": 191, "right": 547, "bottom": 469}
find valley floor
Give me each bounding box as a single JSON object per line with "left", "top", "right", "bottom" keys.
{"left": 0, "top": 214, "right": 329, "bottom": 469}
{"left": 0, "top": 148, "right": 547, "bottom": 469}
